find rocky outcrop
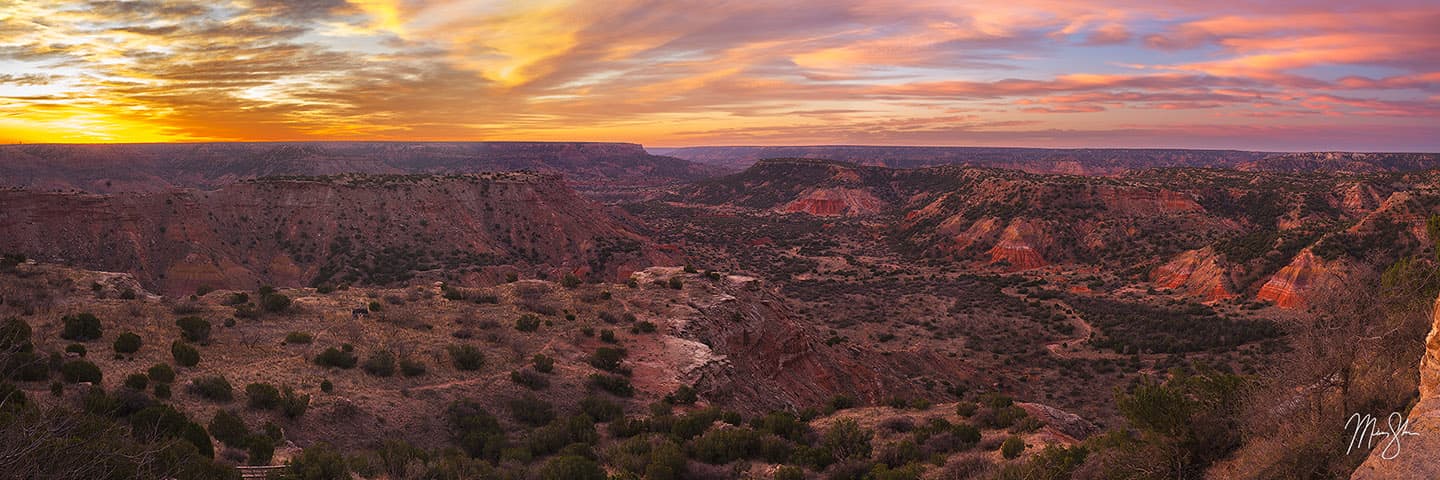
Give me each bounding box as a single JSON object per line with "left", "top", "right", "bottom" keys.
{"left": 1255, "top": 249, "right": 1338, "bottom": 308}
{"left": 1351, "top": 295, "right": 1440, "bottom": 479}
{"left": 0, "top": 173, "right": 668, "bottom": 293}
{"left": 658, "top": 145, "right": 1273, "bottom": 173}
{"left": 989, "top": 220, "right": 1048, "bottom": 270}
{"left": 779, "top": 188, "right": 885, "bottom": 216}
{"left": 1152, "top": 247, "right": 1235, "bottom": 302}
{"left": 1096, "top": 186, "right": 1204, "bottom": 215}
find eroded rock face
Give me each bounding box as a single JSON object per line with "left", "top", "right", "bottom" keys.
{"left": 989, "top": 219, "right": 1048, "bottom": 270}
{"left": 0, "top": 173, "right": 667, "bottom": 294}
{"left": 1152, "top": 247, "right": 1235, "bottom": 302}
{"left": 1351, "top": 295, "right": 1440, "bottom": 479}
{"left": 780, "top": 188, "right": 885, "bottom": 216}
{"left": 1256, "top": 249, "right": 1336, "bottom": 309}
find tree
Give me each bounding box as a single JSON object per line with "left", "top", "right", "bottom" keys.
{"left": 261, "top": 293, "right": 291, "bottom": 313}
{"left": 245, "top": 434, "right": 275, "bottom": 465}
{"left": 113, "top": 332, "right": 142, "bottom": 354}
{"left": 59, "top": 313, "right": 101, "bottom": 341}
{"left": 447, "top": 399, "right": 505, "bottom": 460}
{"left": 280, "top": 386, "right": 310, "bottom": 419}
{"left": 514, "top": 314, "right": 541, "bottom": 332}
{"left": 147, "top": 363, "right": 176, "bottom": 383}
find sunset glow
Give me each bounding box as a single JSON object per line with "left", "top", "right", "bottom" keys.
{"left": 2, "top": 0, "right": 1437, "bottom": 149}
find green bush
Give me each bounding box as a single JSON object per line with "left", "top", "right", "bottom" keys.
{"left": 124, "top": 373, "right": 149, "bottom": 390}
{"left": 400, "top": 358, "right": 427, "bottom": 377}
{"left": 60, "top": 313, "right": 102, "bottom": 341}
{"left": 246, "top": 383, "right": 281, "bottom": 410}
{"left": 447, "top": 399, "right": 505, "bottom": 459}
{"left": 171, "top": 341, "right": 200, "bottom": 367}
{"left": 280, "top": 386, "right": 310, "bottom": 419}
{"left": 508, "top": 393, "right": 556, "bottom": 427}
{"left": 514, "top": 314, "right": 541, "bottom": 332}
{"left": 667, "top": 385, "right": 698, "bottom": 405}
{"left": 314, "top": 347, "right": 357, "bottom": 369}
{"left": 532, "top": 354, "right": 555, "bottom": 373}
{"left": 588, "top": 373, "right": 634, "bottom": 397}
{"left": 189, "top": 375, "right": 233, "bottom": 402}
{"left": 510, "top": 369, "right": 549, "bottom": 390}
{"left": 260, "top": 293, "right": 291, "bottom": 313}
{"left": 289, "top": 442, "right": 350, "bottom": 480}
{"left": 589, "top": 347, "right": 627, "bottom": 372}
{"left": 210, "top": 409, "right": 250, "bottom": 448}
{"left": 823, "top": 419, "right": 872, "bottom": 461}
{"left": 956, "top": 401, "right": 978, "bottom": 417}
{"left": 448, "top": 344, "right": 485, "bottom": 371}
{"left": 560, "top": 274, "right": 582, "bottom": 289}
{"left": 0, "top": 317, "right": 32, "bottom": 353}
{"left": 775, "top": 465, "right": 806, "bottom": 480}
{"left": 154, "top": 382, "right": 171, "bottom": 399}
{"left": 176, "top": 316, "right": 211, "bottom": 343}
{"left": 65, "top": 344, "right": 86, "bottom": 357}
{"left": 579, "top": 395, "right": 623, "bottom": 422}
{"left": 320, "top": 379, "right": 333, "bottom": 393}
{"left": 1001, "top": 436, "right": 1025, "bottom": 459}
{"left": 362, "top": 351, "right": 397, "bottom": 377}
{"left": 284, "top": 331, "right": 313, "bottom": 344}
{"left": 148, "top": 363, "right": 176, "bottom": 383}
{"left": 539, "top": 455, "right": 605, "bottom": 480}
{"left": 113, "top": 332, "right": 142, "bottom": 354}
{"left": 246, "top": 434, "right": 276, "bottom": 465}
{"left": 60, "top": 359, "right": 102, "bottom": 384}
{"left": 691, "top": 427, "right": 760, "bottom": 464}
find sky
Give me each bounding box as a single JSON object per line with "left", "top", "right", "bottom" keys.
{"left": 1, "top": 0, "right": 1437, "bottom": 150}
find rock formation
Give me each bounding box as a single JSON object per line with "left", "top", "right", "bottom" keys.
{"left": 1152, "top": 247, "right": 1235, "bottom": 302}
{"left": 1255, "top": 249, "right": 1337, "bottom": 308}
{"left": 1351, "top": 294, "right": 1440, "bottom": 479}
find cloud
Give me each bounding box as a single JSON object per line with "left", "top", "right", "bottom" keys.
{"left": 0, "top": 0, "right": 1434, "bottom": 150}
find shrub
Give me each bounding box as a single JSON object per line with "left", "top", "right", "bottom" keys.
{"left": 154, "top": 382, "right": 171, "bottom": 399}
{"left": 189, "top": 375, "right": 233, "bottom": 402}
{"left": 691, "top": 427, "right": 760, "bottom": 464}
{"left": 400, "top": 358, "right": 427, "bottom": 377}
{"left": 362, "top": 351, "right": 397, "bottom": 377}
{"left": 589, "top": 374, "right": 633, "bottom": 397}
{"left": 314, "top": 347, "right": 357, "bottom": 369}
{"left": 508, "top": 394, "right": 556, "bottom": 427}
{"left": 210, "top": 409, "right": 250, "bottom": 448}
{"left": 49, "top": 381, "right": 62, "bottom": 397}
{"left": 246, "top": 383, "right": 281, "bottom": 410}
{"left": 448, "top": 344, "right": 485, "bottom": 371}
{"left": 280, "top": 386, "right": 309, "bottom": 418}
{"left": 532, "top": 354, "right": 555, "bottom": 373}
{"left": 667, "top": 385, "right": 698, "bottom": 405}
{"left": 667, "top": 277, "right": 683, "bottom": 289}
{"left": 65, "top": 344, "right": 86, "bottom": 357}
{"left": 320, "top": 379, "right": 333, "bottom": 393}
{"left": 260, "top": 293, "right": 291, "bottom": 313}
{"left": 1001, "top": 436, "right": 1025, "bottom": 459}
{"left": 511, "top": 369, "right": 549, "bottom": 390}
{"left": 589, "top": 347, "right": 627, "bottom": 372}
{"left": 114, "top": 332, "right": 142, "bottom": 354}
{"left": 447, "top": 399, "right": 505, "bottom": 459}
{"left": 579, "top": 395, "right": 623, "bottom": 422}
{"left": 284, "top": 331, "right": 313, "bottom": 344}
{"left": 223, "top": 292, "right": 250, "bottom": 305}
{"left": 176, "top": 316, "right": 211, "bottom": 343}
{"left": 246, "top": 434, "right": 276, "bottom": 465}
{"left": 632, "top": 321, "right": 657, "bottom": 334}
{"left": 148, "top": 363, "right": 176, "bottom": 383}
{"left": 289, "top": 442, "right": 350, "bottom": 480}
{"left": 0, "top": 317, "right": 32, "bottom": 352}
{"left": 171, "top": 341, "right": 200, "bottom": 367}
{"left": 956, "top": 401, "right": 978, "bottom": 417}
{"left": 124, "top": 373, "right": 149, "bottom": 390}
{"left": 60, "top": 313, "right": 102, "bottom": 341}
{"left": 775, "top": 465, "right": 805, "bottom": 480}
{"left": 539, "top": 455, "right": 605, "bottom": 480}
{"left": 60, "top": 359, "right": 102, "bottom": 383}
{"left": 514, "top": 314, "right": 541, "bottom": 332}
{"left": 823, "top": 419, "right": 872, "bottom": 461}
{"left": 560, "top": 274, "right": 582, "bottom": 289}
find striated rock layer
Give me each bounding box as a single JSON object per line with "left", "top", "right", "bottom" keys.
{"left": 1152, "top": 247, "right": 1235, "bottom": 302}
{"left": 1256, "top": 250, "right": 1337, "bottom": 308}
{"left": 1351, "top": 295, "right": 1440, "bottom": 479}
